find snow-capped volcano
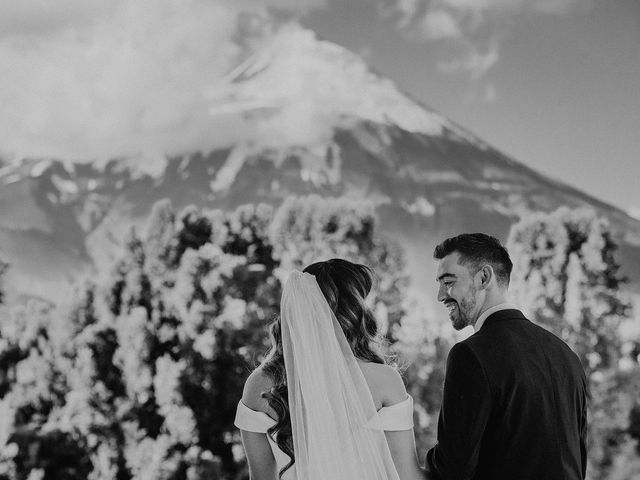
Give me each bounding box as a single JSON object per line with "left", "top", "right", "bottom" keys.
{"left": 208, "top": 25, "right": 456, "bottom": 140}
{"left": 201, "top": 25, "right": 489, "bottom": 190}
{"left": 1, "top": 26, "right": 639, "bottom": 303}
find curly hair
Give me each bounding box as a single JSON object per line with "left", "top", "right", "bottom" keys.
{"left": 260, "top": 258, "right": 387, "bottom": 478}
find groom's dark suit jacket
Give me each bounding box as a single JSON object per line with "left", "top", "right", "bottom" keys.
{"left": 425, "top": 309, "right": 588, "bottom": 480}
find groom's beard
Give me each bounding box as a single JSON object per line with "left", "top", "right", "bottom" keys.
{"left": 446, "top": 294, "right": 477, "bottom": 331}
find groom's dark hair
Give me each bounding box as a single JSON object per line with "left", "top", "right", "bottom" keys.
{"left": 434, "top": 233, "right": 513, "bottom": 287}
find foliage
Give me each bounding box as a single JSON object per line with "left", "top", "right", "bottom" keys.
{"left": 270, "top": 195, "right": 408, "bottom": 339}
{"left": 588, "top": 367, "right": 640, "bottom": 479}
{"left": 0, "top": 300, "right": 80, "bottom": 480}
{"left": 507, "top": 207, "right": 632, "bottom": 373}
{"left": 507, "top": 207, "right": 639, "bottom": 479}
{"left": 2, "top": 200, "right": 637, "bottom": 479}
{"left": 0, "top": 195, "right": 417, "bottom": 480}
{"left": 392, "top": 306, "right": 452, "bottom": 456}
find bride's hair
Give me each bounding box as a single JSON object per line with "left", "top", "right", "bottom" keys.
{"left": 260, "top": 258, "right": 386, "bottom": 478}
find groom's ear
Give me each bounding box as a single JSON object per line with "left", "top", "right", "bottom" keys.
{"left": 478, "top": 265, "right": 493, "bottom": 289}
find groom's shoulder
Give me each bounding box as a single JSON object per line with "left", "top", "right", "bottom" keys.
{"left": 462, "top": 313, "right": 583, "bottom": 364}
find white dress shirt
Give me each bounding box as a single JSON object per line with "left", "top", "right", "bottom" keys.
{"left": 473, "top": 303, "right": 519, "bottom": 332}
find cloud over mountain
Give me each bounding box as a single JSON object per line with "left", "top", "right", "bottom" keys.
{"left": 0, "top": 0, "right": 334, "bottom": 164}
{"left": 0, "top": 0, "right": 600, "bottom": 164}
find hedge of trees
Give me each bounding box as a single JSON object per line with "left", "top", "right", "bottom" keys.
{"left": 0, "top": 199, "right": 638, "bottom": 479}
{"left": 507, "top": 207, "right": 640, "bottom": 479}
{"left": 0, "top": 195, "right": 419, "bottom": 480}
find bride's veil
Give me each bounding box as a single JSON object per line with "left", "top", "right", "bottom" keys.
{"left": 280, "top": 270, "right": 400, "bottom": 480}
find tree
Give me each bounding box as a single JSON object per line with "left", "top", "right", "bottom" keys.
{"left": 270, "top": 195, "right": 408, "bottom": 339}
{"left": 507, "top": 207, "right": 631, "bottom": 374}
{"left": 587, "top": 366, "right": 640, "bottom": 479}
{"left": 392, "top": 303, "right": 452, "bottom": 456}
{"left": 507, "top": 207, "right": 638, "bottom": 479}
{"left": 0, "top": 299, "right": 87, "bottom": 480}
{"left": 0, "top": 195, "right": 412, "bottom": 479}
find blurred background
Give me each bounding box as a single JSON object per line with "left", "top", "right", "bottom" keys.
{"left": 0, "top": 1, "right": 639, "bottom": 479}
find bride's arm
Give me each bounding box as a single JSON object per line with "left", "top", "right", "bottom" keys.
{"left": 375, "top": 366, "right": 425, "bottom": 480}
{"left": 385, "top": 429, "right": 426, "bottom": 480}
{"left": 240, "top": 430, "right": 277, "bottom": 480}
{"left": 239, "top": 369, "right": 278, "bottom": 480}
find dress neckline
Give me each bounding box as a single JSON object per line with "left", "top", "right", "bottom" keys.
{"left": 238, "top": 394, "right": 412, "bottom": 422}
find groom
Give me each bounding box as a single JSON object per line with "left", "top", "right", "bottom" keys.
{"left": 423, "top": 233, "right": 588, "bottom": 480}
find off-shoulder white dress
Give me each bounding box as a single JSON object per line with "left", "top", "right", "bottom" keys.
{"left": 234, "top": 396, "right": 414, "bottom": 480}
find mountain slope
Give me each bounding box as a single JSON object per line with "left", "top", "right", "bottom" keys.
{"left": 1, "top": 26, "right": 639, "bottom": 303}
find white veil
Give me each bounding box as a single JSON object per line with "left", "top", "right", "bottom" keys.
{"left": 280, "top": 270, "right": 400, "bottom": 480}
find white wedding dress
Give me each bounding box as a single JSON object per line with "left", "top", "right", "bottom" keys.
{"left": 235, "top": 271, "right": 409, "bottom": 480}
{"left": 234, "top": 395, "right": 414, "bottom": 479}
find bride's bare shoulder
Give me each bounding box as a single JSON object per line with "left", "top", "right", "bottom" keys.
{"left": 241, "top": 367, "right": 275, "bottom": 413}
{"left": 358, "top": 362, "right": 407, "bottom": 408}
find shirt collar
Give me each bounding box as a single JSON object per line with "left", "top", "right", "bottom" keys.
{"left": 473, "top": 303, "right": 518, "bottom": 332}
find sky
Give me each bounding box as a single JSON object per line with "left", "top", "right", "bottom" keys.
{"left": 0, "top": 0, "right": 638, "bottom": 215}
{"left": 302, "top": 0, "right": 640, "bottom": 215}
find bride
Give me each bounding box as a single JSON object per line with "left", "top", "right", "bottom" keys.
{"left": 234, "top": 259, "right": 424, "bottom": 480}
